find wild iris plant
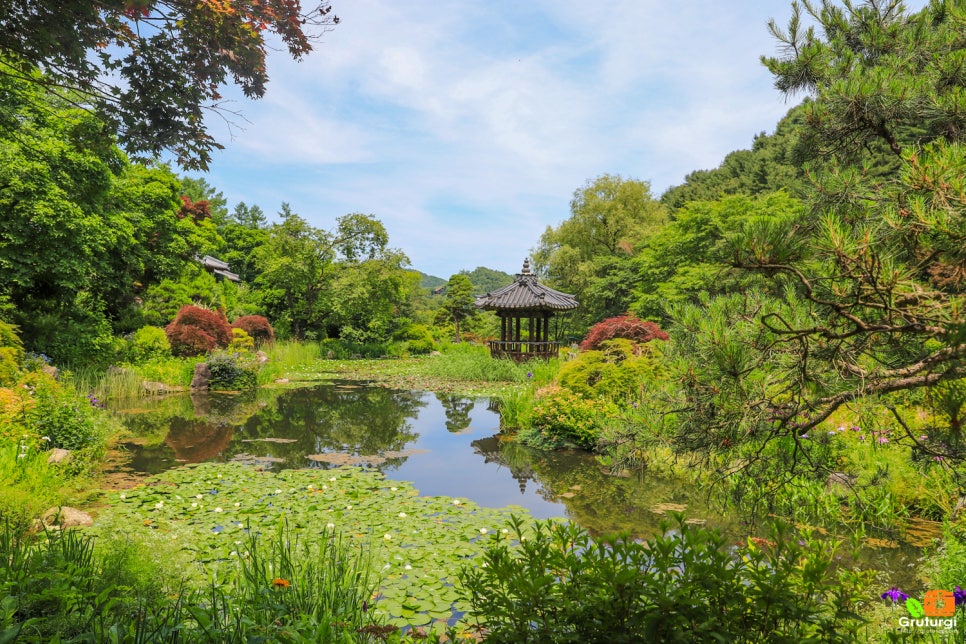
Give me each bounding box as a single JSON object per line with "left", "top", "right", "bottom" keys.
{"left": 881, "top": 587, "right": 909, "bottom": 603}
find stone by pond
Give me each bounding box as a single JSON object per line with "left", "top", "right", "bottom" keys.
{"left": 104, "top": 381, "right": 933, "bottom": 594}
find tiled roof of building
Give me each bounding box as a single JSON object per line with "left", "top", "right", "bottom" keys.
{"left": 475, "top": 259, "right": 579, "bottom": 311}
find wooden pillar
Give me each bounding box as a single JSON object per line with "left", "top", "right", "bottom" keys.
{"left": 500, "top": 314, "right": 507, "bottom": 342}
{"left": 528, "top": 316, "right": 534, "bottom": 351}
{"left": 514, "top": 317, "right": 520, "bottom": 344}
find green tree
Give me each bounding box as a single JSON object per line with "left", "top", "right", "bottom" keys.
{"left": 631, "top": 192, "right": 803, "bottom": 321}
{"left": 0, "top": 73, "right": 206, "bottom": 360}
{"left": 440, "top": 274, "right": 476, "bottom": 342}
{"left": 532, "top": 174, "right": 668, "bottom": 334}
{"left": 0, "top": 0, "right": 339, "bottom": 169}
{"left": 696, "top": 0, "right": 966, "bottom": 449}
{"left": 660, "top": 106, "right": 810, "bottom": 212}
{"left": 180, "top": 176, "right": 230, "bottom": 229}
{"left": 255, "top": 209, "right": 403, "bottom": 340}
{"left": 231, "top": 201, "right": 268, "bottom": 229}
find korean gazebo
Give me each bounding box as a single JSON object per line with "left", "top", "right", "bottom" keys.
{"left": 475, "top": 259, "right": 578, "bottom": 361}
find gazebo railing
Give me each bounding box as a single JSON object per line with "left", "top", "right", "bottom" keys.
{"left": 487, "top": 340, "right": 560, "bottom": 361}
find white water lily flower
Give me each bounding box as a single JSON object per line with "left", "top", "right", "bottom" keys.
{"left": 480, "top": 528, "right": 488, "bottom": 534}
{"left": 327, "top": 523, "right": 335, "bottom": 529}
{"left": 452, "top": 499, "right": 461, "bottom": 505}
{"left": 234, "top": 502, "right": 240, "bottom": 507}
{"left": 274, "top": 489, "right": 282, "bottom": 494}
{"left": 191, "top": 503, "right": 198, "bottom": 508}
{"left": 390, "top": 487, "right": 398, "bottom": 492}
{"left": 501, "top": 528, "right": 509, "bottom": 534}
{"left": 383, "top": 534, "right": 392, "bottom": 540}
{"left": 329, "top": 477, "right": 337, "bottom": 482}
{"left": 404, "top": 564, "right": 412, "bottom": 570}
{"left": 155, "top": 502, "right": 164, "bottom": 509}
{"left": 119, "top": 493, "right": 126, "bottom": 500}
{"left": 345, "top": 505, "right": 352, "bottom": 510}
{"left": 214, "top": 507, "right": 223, "bottom": 513}
{"left": 398, "top": 512, "right": 407, "bottom": 518}
{"left": 322, "top": 485, "right": 328, "bottom": 490}
{"left": 307, "top": 485, "right": 314, "bottom": 490}
{"left": 229, "top": 551, "right": 237, "bottom": 556}
{"left": 217, "top": 474, "right": 222, "bottom": 478}
{"left": 196, "top": 494, "right": 203, "bottom": 499}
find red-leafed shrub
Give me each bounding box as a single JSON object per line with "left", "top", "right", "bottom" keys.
{"left": 580, "top": 314, "right": 669, "bottom": 351}
{"left": 165, "top": 305, "right": 232, "bottom": 357}
{"left": 232, "top": 315, "right": 275, "bottom": 346}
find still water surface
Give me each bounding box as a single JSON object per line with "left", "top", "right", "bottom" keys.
{"left": 108, "top": 380, "right": 928, "bottom": 586}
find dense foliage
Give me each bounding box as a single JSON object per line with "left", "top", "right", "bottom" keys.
{"left": 532, "top": 174, "right": 668, "bottom": 335}
{"left": 579, "top": 315, "right": 668, "bottom": 351}
{"left": 460, "top": 517, "right": 872, "bottom": 643}
{"left": 164, "top": 305, "right": 232, "bottom": 357}
{"left": 232, "top": 315, "right": 274, "bottom": 346}
{"left": 0, "top": 0, "right": 338, "bottom": 169}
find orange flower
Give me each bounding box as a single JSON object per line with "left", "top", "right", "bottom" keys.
{"left": 272, "top": 578, "right": 290, "bottom": 588}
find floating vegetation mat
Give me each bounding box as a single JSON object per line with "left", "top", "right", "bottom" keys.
{"left": 96, "top": 462, "right": 537, "bottom": 630}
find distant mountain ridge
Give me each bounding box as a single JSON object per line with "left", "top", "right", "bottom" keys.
{"left": 416, "top": 267, "right": 513, "bottom": 295}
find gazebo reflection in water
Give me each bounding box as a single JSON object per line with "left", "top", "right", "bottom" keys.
{"left": 475, "top": 258, "right": 579, "bottom": 362}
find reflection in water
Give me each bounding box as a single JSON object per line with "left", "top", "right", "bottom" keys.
{"left": 108, "top": 381, "right": 926, "bottom": 586}
{"left": 436, "top": 393, "right": 475, "bottom": 433}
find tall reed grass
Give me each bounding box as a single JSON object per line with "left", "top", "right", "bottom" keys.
{"left": 0, "top": 518, "right": 389, "bottom": 642}
{"left": 257, "top": 340, "right": 322, "bottom": 383}
{"left": 427, "top": 343, "right": 559, "bottom": 383}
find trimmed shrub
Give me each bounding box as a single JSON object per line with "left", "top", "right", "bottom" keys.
{"left": 127, "top": 326, "right": 171, "bottom": 363}
{"left": 165, "top": 306, "right": 232, "bottom": 357}
{"left": 580, "top": 314, "right": 668, "bottom": 351}
{"left": 558, "top": 339, "right": 658, "bottom": 401}
{"left": 206, "top": 352, "right": 258, "bottom": 391}
{"left": 400, "top": 323, "right": 435, "bottom": 355}
{"left": 229, "top": 328, "right": 255, "bottom": 353}
{"left": 522, "top": 386, "right": 611, "bottom": 450}
{"left": 232, "top": 315, "right": 274, "bottom": 346}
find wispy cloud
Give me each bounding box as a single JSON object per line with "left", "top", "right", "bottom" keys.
{"left": 205, "top": 0, "right": 822, "bottom": 277}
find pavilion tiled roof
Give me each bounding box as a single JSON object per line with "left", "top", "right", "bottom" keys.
{"left": 475, "top": 259, "right": 579, "bottom": 312}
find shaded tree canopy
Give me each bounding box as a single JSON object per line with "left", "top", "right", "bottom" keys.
{"left": 0, "top": 0, "right": 338, "bottom": 169}
{"left": 686, "top": 0, "right": 966, "bottom": 450}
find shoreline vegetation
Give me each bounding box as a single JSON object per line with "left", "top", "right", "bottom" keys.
{"left": 2, "top": 339, "right": 964, "bottom": 640}
{"left": 5, "top": 1, "right": 966, "bottom": 638}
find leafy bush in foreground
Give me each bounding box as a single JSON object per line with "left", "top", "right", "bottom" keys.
{"left": 460, "top": 516, "right": 873, "bottom": 644}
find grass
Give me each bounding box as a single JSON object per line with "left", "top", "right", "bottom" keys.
{"left": 0, "top": 511, "right": 404, "bottom": 643}
{"left": 257, "top": 340, "right": 324, "bottom": 384}
{"left": 0, "top": 443, "right": 70, "bottom": 522}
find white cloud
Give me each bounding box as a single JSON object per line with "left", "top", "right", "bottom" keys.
{"left": 204, "top": 0, "right": 820, "bottom": 277}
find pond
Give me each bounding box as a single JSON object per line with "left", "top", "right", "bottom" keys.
{"left": 107, "top": 380, "right": 930, "bottom": 588}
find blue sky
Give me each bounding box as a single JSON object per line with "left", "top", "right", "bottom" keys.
{"left": 195, "top": 1, "right": 905, "bottom": 279}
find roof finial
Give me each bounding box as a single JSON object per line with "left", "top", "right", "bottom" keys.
{"left": 521, "top": 257, "right": 531, "bottom": 275}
